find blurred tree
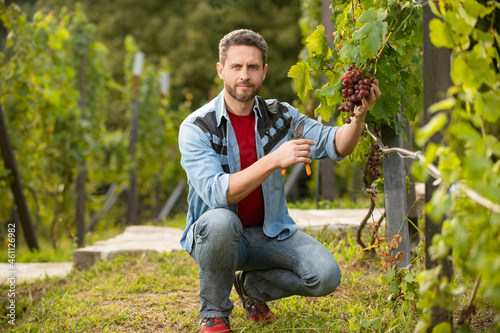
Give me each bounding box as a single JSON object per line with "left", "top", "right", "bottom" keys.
{"left": 34, "top": 0, "right": 302, "bottom": 117}
{"left": 1, "top": 0, "right": 37, "bottom": 50}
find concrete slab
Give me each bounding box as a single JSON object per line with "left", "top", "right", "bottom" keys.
{"left": 0, "top": 262, "right": 73, "bottom": 284}
{"left": 290, "top": 208, "right": 382, "bottom": 232}
{"left": 73, "top": 225, "right": 183, "bottom": 269}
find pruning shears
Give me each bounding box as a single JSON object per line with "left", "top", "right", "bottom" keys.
{"left": 281, "top": 117, "right": 312, "bottom": 176}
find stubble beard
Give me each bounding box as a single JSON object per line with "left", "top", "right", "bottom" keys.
{"left": 225, "top": 81, "right": 262, "bottom": 103}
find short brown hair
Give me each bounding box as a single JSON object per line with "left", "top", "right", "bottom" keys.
{"left": 218, "top": 29, "right": 268, "bottom": 66}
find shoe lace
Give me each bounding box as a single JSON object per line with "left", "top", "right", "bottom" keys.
{"left": 201, "top": 317, "right": 229, "bottom": 327}
{"left": 213, "top": 317, "right": 229, "bottom": 326}
{"left": 245, "top": 298, "right": 270, "bottom": 315}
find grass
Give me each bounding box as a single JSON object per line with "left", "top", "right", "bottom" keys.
{"left": 1, "top": 225, "right": 498, "bottom": 332}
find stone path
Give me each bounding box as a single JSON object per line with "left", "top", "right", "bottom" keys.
{"left": 0, "top": 262, "right": 73, "bottom": 284}
{"left": 73, "top": 225, "right": 184, "bottom": 269}
{"left": 1, "top": 208, "right": 381, "bottom": 283}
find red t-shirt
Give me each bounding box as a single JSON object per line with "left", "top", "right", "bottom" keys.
{"left": 227, "top": 111, "right": 265, "bottom": 227}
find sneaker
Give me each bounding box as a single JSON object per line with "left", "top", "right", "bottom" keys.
{"left": 234, "top": 271, "right": 277, "bottom": 324}
{"left": 199, "top": 317, "right": 231, "bottom": 333}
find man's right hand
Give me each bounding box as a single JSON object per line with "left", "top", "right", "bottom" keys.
{"left": 227, "top": 138, "right": 316, "bottom": 206}
{"left": 271, "top": 139, "right": 316, "bottom": 170}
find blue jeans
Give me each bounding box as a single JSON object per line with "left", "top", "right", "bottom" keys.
{"left": 190, "top": 208, "right": 342, "bottom": 318}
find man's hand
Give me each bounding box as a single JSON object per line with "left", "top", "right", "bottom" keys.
{"left": 334, "top": 79, "right": 381, "bottom": 157}
{"left": 271, "top": 138, "right": 316, "bottom": 170}
{"left": 352, "top": 79, "right": 381, "bottom": 122}
{"left": 227, "top": 138, "right": 316, "bottom": 206}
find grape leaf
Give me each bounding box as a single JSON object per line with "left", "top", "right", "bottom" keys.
{"left": 305, "top": 25, "right": 332, "bottom": 61}
{"left": 457, "top": 6, "right": 477, "bottom": 27}
{"left": 416, "top": 113, "right": 448, "bottom": 147}
{"left": 314, "top": 96, "right": 334, "bottom": 122}
{"left": 462, "top": 0, "right": 493, "bottom": 18}
{"left": 428, "top": 97, "right": 456, "bottom": 113}
{"left": 452, "top": 50, "right": 495, "bottom": 90}
{"left": 288, "top": 61, "right": 313, "bottom": 102}
{"left": 319, "top": 81, "right": 343, "bottom": 107}
{"left": 339, "top": 39, "right": 360, "bottom": 63}
{"left": 450, "top": 121, "right": 481, "bottom": 142}
{"left": 357, "top": 7, "right": 378, "bottom": 23}
{"left": 352, "top": 8, "right": 388, "bottom": 59}
{"left": 474, "top": 91, "right": 500, "bottom": 123}
{"left": 369, "top": 94, "right": 391, "bottom": 123}
{"left": 429, "top": 18, "right": 455, "bottom": 48}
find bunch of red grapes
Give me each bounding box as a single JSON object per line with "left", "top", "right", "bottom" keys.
{"left": 338, "top": 62, "right": 375, "bottom": 124}
{"left": 366, "top": 148, "right": 382, "bottom": 177}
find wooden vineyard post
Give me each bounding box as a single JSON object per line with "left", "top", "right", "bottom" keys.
{"left": 423, "top": 3, "right": 453, "bottom": 330}
{"left": 75, "top": 32, "right": 88, "bottom": 248}
{"left": 126, "top": 52, "right": 144, "bottom": 225}
{"left": 402, "top": 111, "right": 420, "bottom": 247}
{"left": 157, "top": 181, "right": 186, "bottom": 222}
{"left": 0, "top": 103, "right": 39, "bottom": 250}
{"left": 382, "top": 120, "right": 411, "bottom": 269}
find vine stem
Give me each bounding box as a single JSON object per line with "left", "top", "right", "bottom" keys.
{"left": 357, "top": 139, "right": 385, "bottom": 251}
{"left": 364, "top": 125, "right": 500, "bottom": 214}
{"left": 391, "top": 7, "right": 414, "bottom": 38}
{"left": 373, "top": 30, "right": 393, "bottom": 60}
{"left": 357, "top": 197, "right": 375, "bottom": 250}
{"left": 351, "top": 0, "right": 356, "bottom": 24}
{"left": 458, "top": 278, "right": 481, "bottom": 325}
{"left": 371, "top": 7, "right": 414, "bottom": 60}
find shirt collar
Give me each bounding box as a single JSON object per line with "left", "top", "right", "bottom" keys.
{"left": 215, "top": 90, "right": 263, "bottom": 127}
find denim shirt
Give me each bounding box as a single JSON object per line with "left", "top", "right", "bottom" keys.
{"left": 178, "top": 90, "right": 344, "bottom": 253}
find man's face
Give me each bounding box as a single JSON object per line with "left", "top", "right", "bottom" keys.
{"left": 217, "top": 45, "right": 267, "bottom": 103}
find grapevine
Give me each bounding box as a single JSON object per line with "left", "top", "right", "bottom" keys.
{"left": 292, "top": 0, "right": 500, "bottom": 331}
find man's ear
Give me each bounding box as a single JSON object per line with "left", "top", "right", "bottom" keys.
{"left": 217, "top": 62, "right": 224, "bottom": 80}
{"left": 263, "top": 64, "right": 268, "bottom": 80}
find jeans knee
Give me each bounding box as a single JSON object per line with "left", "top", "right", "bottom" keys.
{"left": 310, "top": 258, "right": 341, "bottom": 297}
{"left": 196, "top": 208, "right": 242, "bottom": 241}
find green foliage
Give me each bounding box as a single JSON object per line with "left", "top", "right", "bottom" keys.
{"left": 34, "top": 0, "right": 303, "bottom": 117}
{"left": 292, "top": 0, "right": 500, "bottom": 332}
{"left": 0, "top": 4, "right": 111, "bottom": 242}
{"left": 288, "top": 60, "right": 313, "bottom": 102}
{"left": 0, "top": 3, "right": 186, "bottom": 250}
{"left": 289, "top": 0, "right": 423, "bottom": 131}
{"left": 412, "top": 0, "right": 500, "bottom": 331}
{"left": 112, "top": 35, "right": 187, "bottom": 221}
{"left": 352, "top": 8, "right": 388, "bottom": 58}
